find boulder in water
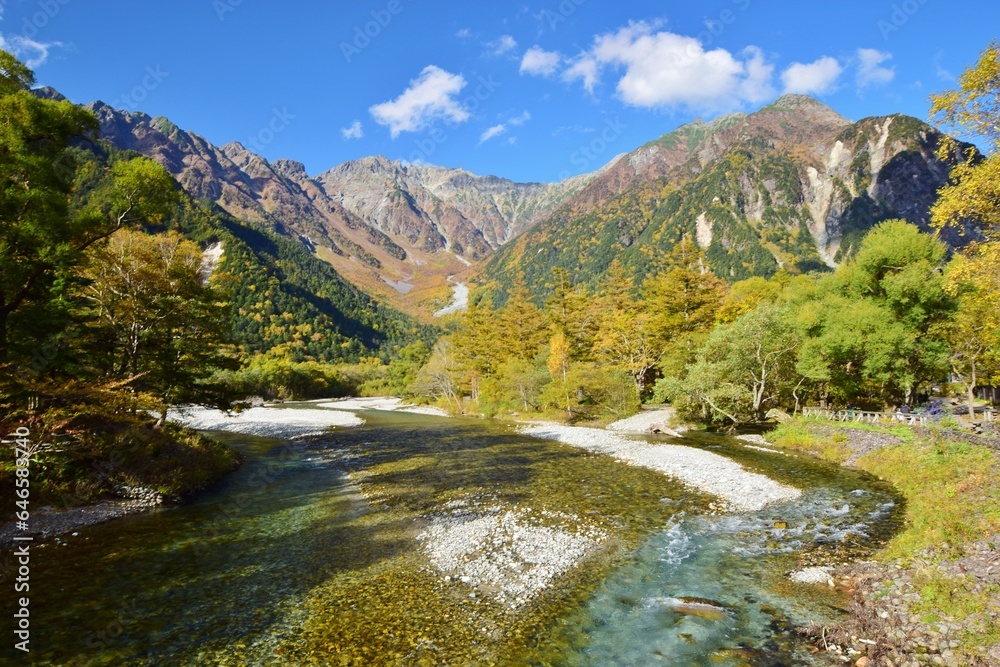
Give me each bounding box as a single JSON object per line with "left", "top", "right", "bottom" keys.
{"left": 649, "top": 596, "right": 730, "bottom": 620}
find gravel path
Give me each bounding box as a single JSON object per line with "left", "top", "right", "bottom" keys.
{"left": 607, "top": 408, "right": 682, "bottom": 435}
{"left": 166, "top": 405, "right": 364, "bottom": 439}
{"left": 519, "top": 424, "right": 801, "bottom": 512}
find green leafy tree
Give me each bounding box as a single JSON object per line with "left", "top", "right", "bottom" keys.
{"left": 663, "top": 303, "right": 800, "bottom": 425}
{"left": 494, "top": 356, "right": 548, "bottom": 413}
{"left": 0, "top": 53, "right": 99, "bottom": 364}
{"left": 798, "top": 220, "right": 954, "bottom": 406}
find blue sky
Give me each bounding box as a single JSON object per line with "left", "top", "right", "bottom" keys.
{"left": 1, "top": 0, "right": 997, "bottom": 182}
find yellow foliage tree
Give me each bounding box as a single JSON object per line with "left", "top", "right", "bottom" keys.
{"left": 930, "top": 41, "right": 1000, "bottom": 233}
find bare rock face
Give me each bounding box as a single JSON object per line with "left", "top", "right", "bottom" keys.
{"left": 89, "top": 102, "right": 594, "bottom": 263}
{"left": 314, "top": 157, "right": 595, "bottom": 260}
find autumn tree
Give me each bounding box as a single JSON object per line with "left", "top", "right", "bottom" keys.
{"left": 497, "top": 275, "right": 547, "bottom": 361}
{"left": 452, "top": 291, "right": 504, "bottom": 399}
{"left": 81, "top": 229, "right": 236, "bottom": 419}
{"left": 545, "top": 267, "right": 596, "bottom": 361}
{"left": 942, "top": 243, "right": 1000, "bottom": 417}
{"left": 930, "top": 41, "right": 1000, "bottom": 232}
{"left": 412, "top": 337, "right": 463, "bottom": 412}
{"left": 592, "top": 307, "right": 659, "bottom": 393}
{"left": 0, "top": 51, "right": 179, "bottom": 418}
{"left": 642, "top": 237, "right": 727, "bottom": 378}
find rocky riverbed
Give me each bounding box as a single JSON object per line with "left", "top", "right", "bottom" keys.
{"left": 416, "top": 501, "right": 607, "bottom": 609}
{"left": 0, "top": 497, "right": 161, "bottom": 548}
{"left": 166, "top": 405, "right": 364, "bottom": 438}
{"left": 806, "top": 533, "right": 1000, "bottom": 667}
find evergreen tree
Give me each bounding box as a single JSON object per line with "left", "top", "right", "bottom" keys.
{"left": 498, "top": 275, "right": 547, "bottom": 361}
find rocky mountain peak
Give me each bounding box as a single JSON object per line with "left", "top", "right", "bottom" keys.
{"left": 31, "top": 86, "right": 67, "bottom": 102}
{"left": 760, "top": 94, "right": 850, "bottom": 127}
{"left": 272, "top": 158, "right": 308, "bottom": 180}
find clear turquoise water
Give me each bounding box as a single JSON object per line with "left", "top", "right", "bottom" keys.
{"left": 0, "top": 409, "right": 901, "bottom": 666}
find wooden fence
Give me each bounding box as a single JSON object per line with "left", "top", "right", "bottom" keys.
{"left": 802, "top": 406, "right": 998, "bottom": 425}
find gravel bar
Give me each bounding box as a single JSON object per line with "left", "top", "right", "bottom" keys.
{"left": 520, "top": 423, "right": 801, "bottom": 512}
{"left": 166, "top": 405, "right": 364, "bottom": 439}
{"left": 416, "top": 502, "right": 606, "bottom": 609}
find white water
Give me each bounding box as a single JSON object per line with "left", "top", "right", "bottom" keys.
{"left": 434, "top": 277, "right": 470, "bottom": 317}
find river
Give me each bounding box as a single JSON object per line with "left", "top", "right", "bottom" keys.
{"left": 1, "top": 406, "right": 902, "bottom": 666}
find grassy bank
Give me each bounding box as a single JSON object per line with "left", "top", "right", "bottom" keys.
{"left": 0, "top": 418, "right": 241, "bottom": 512}
{"left": 769, "top": 417, "right": 1000, "bottom": 658}
{"left": 769, "top": 417, "right": 1000, "bottom": 557}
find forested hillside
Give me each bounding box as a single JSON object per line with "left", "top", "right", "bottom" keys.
{"left": 480, "top": 96, "right": 977, "bottom": 303}
{"left": 415, "top": 46, "right": 1000, "bottom": 431}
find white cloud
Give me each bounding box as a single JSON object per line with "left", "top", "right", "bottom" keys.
{"left": 520, "top": 46, "right": 561, "bottom": 76}
{"left": 341, "top": 120, "right": 363, "bottom": 140}
{"left": 479, "top": 111, "right": 530, "bottom": 145}
{"left": 781, "top": 56, "right": 843, "bottom": 95}
{"left": 487, "top": 34, "right": 518, "bottom": 56}
{"left": 456, "top": 28, "right": 472, "bottom": 39}
{"left": 739, "top": 46, "right": 776, "bottom": 103}
{"left": 0, "top": 34, "right": 59, "bottom": 68}
{"left": 856, "top": 48, "right": 895, "bottom": 88}
{"left": 563, "top": 22, "right": 776, "bottom": 110}
{"left": 509, "top": 110, "right": 531, "bottom": 126}
{"left": 370, "top": 66, "right": 470, "bottom": 138}
{"left": 479, "top": 124, "right": 506, "bottom": 144}
{"left": 562, "top": 55, "right": 600, "bottom": 92}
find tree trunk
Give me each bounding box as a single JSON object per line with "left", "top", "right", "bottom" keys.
{"left": 968, "top": 362, "right": 978, "bottom": 419}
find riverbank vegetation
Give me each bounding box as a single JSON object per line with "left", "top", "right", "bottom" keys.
{"left": 768, "top": 416, "right": 1000, "bottom": 659}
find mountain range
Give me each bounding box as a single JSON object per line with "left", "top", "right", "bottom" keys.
{"left": 78, "top": 91, "right": 974, "bottom": 317}
{"left": 482, "top": 95, "right": 975, "bottom": 299}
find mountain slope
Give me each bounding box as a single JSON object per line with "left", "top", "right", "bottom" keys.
{"left": 481, "top": 95, "right": 976, "bottom": 299}
{"left": 70, "top": 136, "right": 432, "bottom": 364}
{"left": 87, "top": 101, "right": 594, "bottom": 317}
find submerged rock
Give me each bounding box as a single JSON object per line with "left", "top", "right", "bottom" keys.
{"left": 649, "top": 596, "right": 731, "bottom": 620}
{"left": 789, "top": 566, "right": 835, "bottom": 586}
